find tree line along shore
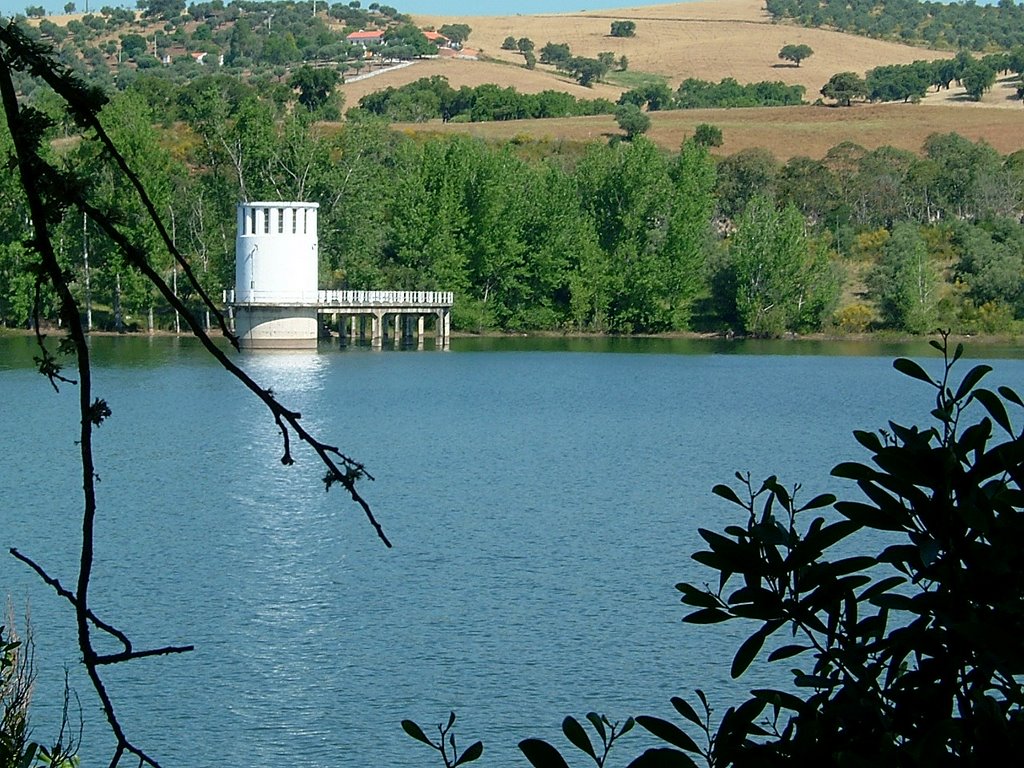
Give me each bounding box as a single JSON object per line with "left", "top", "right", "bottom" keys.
{"left": 2, "top": 2, "right": 1024, "bottom": 339}
{"left": 2, "top": 80, "right": 1023, "bottom": 338}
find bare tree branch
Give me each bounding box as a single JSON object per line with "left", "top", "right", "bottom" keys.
{"left": 0, "top": 20, "right": 391, "bottom": 768}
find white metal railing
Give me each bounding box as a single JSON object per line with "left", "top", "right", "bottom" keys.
{"left": 225, "top": 289, "right": 322, "bottom": 303}
{"left": 224, "top": 289, "right": 453, "bottom": 306}
{"left": 318, "top": 290, "right": 453, "bottom": 306}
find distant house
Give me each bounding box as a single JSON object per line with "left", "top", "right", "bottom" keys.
{"left": 159, "top": 47, "right": 221, "bottom": 67}
{"left": 346, "top": 29, "right": 384, "bottom": 47}
{"left": 423, "top": 30, "right": 450, "bottom": 47}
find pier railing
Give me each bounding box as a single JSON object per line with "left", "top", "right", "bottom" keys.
{"left": 318, "top": 290, "right": 454, "bottom": 306}
{"left": 223, "top": 289, "right": 453, "bottom": 307}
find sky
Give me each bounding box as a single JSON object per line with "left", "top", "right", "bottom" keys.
{"left": 0, "top": 0, "right": 690, "bottom": 19}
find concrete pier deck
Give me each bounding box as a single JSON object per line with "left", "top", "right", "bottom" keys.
{"left": 225, "top": 289, "right": 453, "bottom": 349}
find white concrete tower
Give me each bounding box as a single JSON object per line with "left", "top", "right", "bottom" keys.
{"left": 234, "top": 201, "right": 320, "bottom": 349}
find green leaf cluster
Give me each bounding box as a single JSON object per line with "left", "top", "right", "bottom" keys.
{"left": 665, "top": 336, "right": 1024, "bottom": 764}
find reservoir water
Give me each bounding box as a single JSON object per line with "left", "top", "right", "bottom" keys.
{"left": 2, "top": 334, "right": 1022, "bottom": 767}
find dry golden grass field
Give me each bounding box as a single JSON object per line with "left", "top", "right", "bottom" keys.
{"left": 392, "top": 101, "right": 1024, "bottom": 161}
{"left": 340, "top": 57, "right": 625, "bottom": 105}
{"left": 41, "top": 1, "right": 1024, "bottom": 158}
{"left": 411, "top": 0, "right": 952, "bottom": 100}
{"left": 342, "top": 0, "right": 1024, "bottom": 158}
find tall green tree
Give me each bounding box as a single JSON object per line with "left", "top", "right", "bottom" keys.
{"left": 461, "top": 145, "right": 533, "bottom": 328}
{"left": 0, "top": 123, "right": 39, "bottom": 328}
{"left": 318, "top": 117, "right": 403, "bottom": 288}
{"left": 868, "top": 222, "right": 939, "bottom": 333}
{"left": 778, "top": 155, "right": 838, "bottom": 226}
{"left": 953, "top": 218, "right": 1024, "bottom": 318}
{"left": 731, "top": 195, "right": 838, "bottom": 336}
{"left": 288, "top": 64, "right": 342, "bottom": 119}
{"left": 853, "top": 145, "right": 920, "bottom": 228}
{"left": 70, "top": 91, "right": 181, "bottom": 331}
{"left": 662, "top": 140, "right": 717, "bottom": 328}
{"left": 715, "top": 147, "right": 780, "bottom": 220}
{"left": 923, "top": 133, "right": 1004, "bottom": 220}
{"left": 692, "top": 123, "right": 723, "bottom": 147}
{"left": 576, "top": 138, "right": 677, "bottom": 332}
{"left": 385, "top": 138, "right": 473, "bottom": 320}
{"left": 566, "top": 56, "right": 609, "bottom": 87}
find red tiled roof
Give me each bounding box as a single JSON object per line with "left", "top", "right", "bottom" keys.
{"left": 346, "top": 30, "right": 384, "bottom": 41}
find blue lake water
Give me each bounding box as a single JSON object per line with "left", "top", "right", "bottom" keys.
{"left": 2, "top": 334, "right": 1022, "bottom": 767}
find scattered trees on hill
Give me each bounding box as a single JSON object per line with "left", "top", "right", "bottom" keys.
{"left": 609, "top": 20, "right": 636, "bottom": 38}
{"left": 535, "top": 42, "right": 613, "bottom": 87}
{"left": 539, "top": 41, "right": 572, "bottom": 67}
{"left": 693, "top": 123, "right": 723, "bottom": 147}
{"left": 767, "top": 0, "right": 1024, "bottom": 52}
{"left": 353, "top": 75, "right": 615, "bottom": 123}
{"left": 778, "top": 42, "right": 813, "bottom": 66}
{"left": 9, "top": 1, "right": 446, "bottom": 88}
{"left": 866, "top": 62, "right": 932, "bottom": 103}
{"left": 614, "top": 103, "right": 650, "bottom": 140}
{"left": 864, "top": 51, "right": 1023, "bottom": 104}
{"left": 500, "top": 35, "right": 517, "bottom": 50}
{"left": 141, "top": 0, "right": 185, "bottom": 21}
{"left": 382, "top": 23, "right": 436, "bottom": 59}
{"left": 617, "top": 79, "right": 805, "bottom": 112}
{"left": 962, "top": 59, "right": 997, "bottom": 100}
{"left": 674, "top": 77, "right": 805, "bottom": 108}
{"left": 565, "top": 56, "right": 610, "bottom": 87}
{"left": 821, "top": 71, "right": 867, "bottom": 105}
{"left": 438, "top": 23, "right": 471, "bottom": 44}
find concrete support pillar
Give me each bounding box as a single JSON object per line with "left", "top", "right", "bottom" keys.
{"left": 359, "top": 315, "right": 366, "bottom": 341}
{"left": 393, "top": 313, "right": 401, "bottom": 346}
{"left": 236, "top": 306, "right": 318, "bottom": 349}
{"left": 371, "top": 311, "right": 383, "bottom": 348}
{"left": 337, "top": 313, "right": 347, "bottom": 345}
{"left": 417, "top": 314, "right": 425, "bottom": 349}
